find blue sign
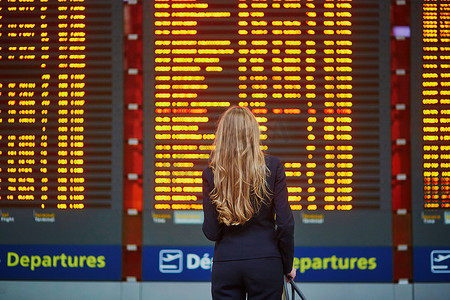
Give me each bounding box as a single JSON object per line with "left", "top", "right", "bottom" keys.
{"left": 414, "top": 247, "right": 450, "bottom": 282}
{"left": 142, "top": 246, "right": 392, "bottom": 282}
{"left": 293, "top": 247, "right": 392, "bottom": 282}
{"left": 0, "top": 245, "right": 122, "bottom": 280}
{"left": 143, "top": 246, "right": 213, "bottom": 281}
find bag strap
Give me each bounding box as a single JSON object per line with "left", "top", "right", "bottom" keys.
{"left": 287, "top": 277, "right": 308, "bottom": 300}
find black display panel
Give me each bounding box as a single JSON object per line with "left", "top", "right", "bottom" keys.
{"left": 0, "top": 0, "right": 123, "bottom": 246}
{"left": 411, "top": 0, "right": 450, "bottom": 282}
{"left": 143, "top": 0, "right": 391, "bottom": 248}
{"left": 411, "top": 0, "right": 450, "bottom": 246}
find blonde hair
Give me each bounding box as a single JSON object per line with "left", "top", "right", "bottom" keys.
{"left": 209, "top": 106, "right": 271, "bottom": 226}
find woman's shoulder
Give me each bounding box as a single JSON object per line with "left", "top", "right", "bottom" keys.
{"left": 265, "top": 154, "right": 282, "bottom": 169}
{"left": 202, "top": 166, "right": 214, "bottom": 180}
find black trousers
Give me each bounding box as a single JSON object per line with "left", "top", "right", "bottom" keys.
{"left": 211, "top": 257, "right": 284, "bottom": 300}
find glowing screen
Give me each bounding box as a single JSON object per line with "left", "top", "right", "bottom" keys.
{"left": 418, "top": 0, "right": 450, "bottom": 210}
{"left": 0, "top": 0, "right": 121, "bottom": 211}
{"left": 145, "top": 0, "right": 389, "bottom": 217}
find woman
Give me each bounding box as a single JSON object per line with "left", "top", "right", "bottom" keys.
{"left": 202, "top": 106, "right": 296, "bottom": 300}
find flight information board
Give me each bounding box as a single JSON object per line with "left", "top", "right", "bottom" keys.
{"left": 144, "top": 0, "right": 390, "bottom": 210}
{"left": 0, "top": 0, "right": 121, "bottom": 210}
{"left": 142, "top": 0, "right": 392, "bottom": 282}
{"left": 411, "top": 0, "right": 450, "bottom": 282}
{"left": 0, "top": 0, "right": 123, "bottom": 280}
{"left": 412, "top": 0, "right": 450, "bottom": 211}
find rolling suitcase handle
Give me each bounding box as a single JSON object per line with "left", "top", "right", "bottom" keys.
{"left": 284, "top": 276, "right": 308, "bottom": 300}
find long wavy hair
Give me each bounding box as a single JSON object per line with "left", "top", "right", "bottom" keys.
{"left": 209, "top": 106, "right": 271, "bottom": 226}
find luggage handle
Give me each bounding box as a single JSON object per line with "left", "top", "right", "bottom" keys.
{"left": 284, "top": 276, "right": 308, "bottom": 300}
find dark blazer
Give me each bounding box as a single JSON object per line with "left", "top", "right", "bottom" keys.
{"left": 202, "top": 155, "right": 295, "bottom": 274}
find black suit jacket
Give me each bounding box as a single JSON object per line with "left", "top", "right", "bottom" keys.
{"left": 202, "top": 155, "right": 295, "bottom": 274}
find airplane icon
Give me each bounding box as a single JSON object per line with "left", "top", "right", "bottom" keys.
{"left": 433, "top": 254, "right": 450, "bottom": 263}
{"left": 162, "top": 253, "right": 182, "bottom": 262}
{"left": 159, "top": 250, "right": 183, "bottom": 273}
{"left": 431, "top": 250, "right": 450, "bottom": 273}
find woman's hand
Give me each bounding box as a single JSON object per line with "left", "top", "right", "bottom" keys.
{"left": 287, "top": 267, "right": 296, "bottom": 280}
